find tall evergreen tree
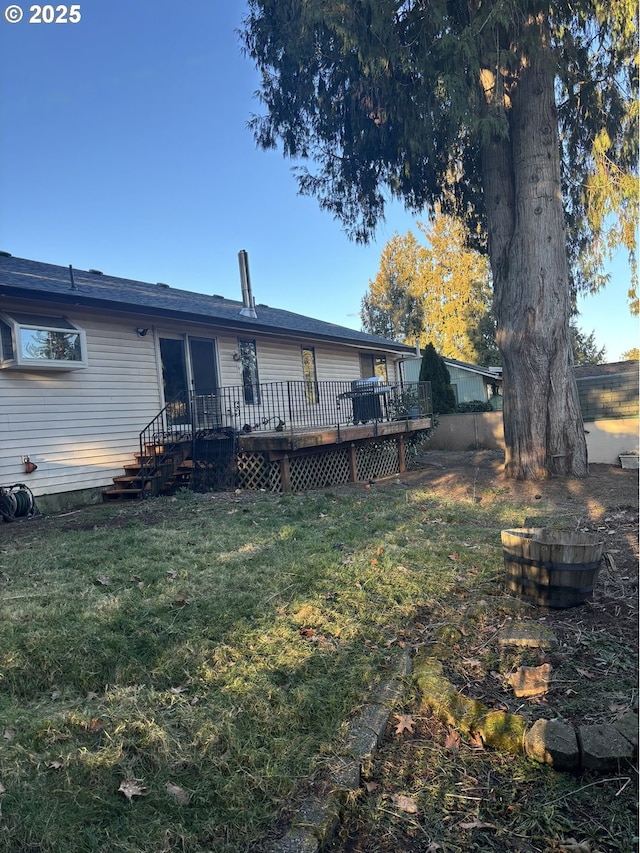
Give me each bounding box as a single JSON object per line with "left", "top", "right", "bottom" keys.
{"left": 419, "top": 343, "right": 457, "bottom": 414}
{"left": 242, "top": 0, "right": 637, "bottom": 478}
{"left": 361, "top": 213, "right": 493, "bottom": 361}
{"left": 570, "top": 324, "right": 607, "bottom": 365}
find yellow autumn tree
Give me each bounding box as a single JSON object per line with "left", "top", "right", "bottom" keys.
{"left": 361, "top": 213, "right": 492, "bottom": 363}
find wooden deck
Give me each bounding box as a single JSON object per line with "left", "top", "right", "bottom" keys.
{"left": 237, "top": 416, "right": 433, "bottom": 453}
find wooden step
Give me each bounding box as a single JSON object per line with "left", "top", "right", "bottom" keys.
{"left": 104, "top": 441, "right": 192, "bottom": 502}
{"left": 103, "top": 487, "right": 144, "bottom": 500}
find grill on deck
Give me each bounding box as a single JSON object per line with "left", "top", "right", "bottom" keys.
{"left": 340, "top": 377, "right": 393, "bottom": 424}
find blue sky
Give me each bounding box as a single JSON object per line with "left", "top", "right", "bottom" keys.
{"left": 0, "top": 0, "right": 637, "bottom": 360}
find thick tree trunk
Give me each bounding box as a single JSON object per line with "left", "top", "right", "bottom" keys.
{"left": 482, "top": 41, "right": 588, "bottom": 480}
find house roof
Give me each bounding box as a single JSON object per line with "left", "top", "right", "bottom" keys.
{"left": 574, "top": 360, "right": 639, "bottom": 379}
{"left": 443, "top": 356, "right": 502, "bottom": 381}
{"left": 0, "top": 254, "right": 413, "bottom": 354}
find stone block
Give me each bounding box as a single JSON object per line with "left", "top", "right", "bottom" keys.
{"left": 358, "top": 703, "right": 392, "bottom": 746}
{"left": 269, "top": 828, "right": 318, "bottom": 853}
{"left": 328, "top": 756, "right": 360, "bottom": 791}
{"left": 442, "top": 693, "right": 487, "bottom": 735}
{"left": 507, "top": 663, "right": 552, "bottom": 697}
{"left": 341, "top": 722, "right": 379, "bottom": 759}
{"left": 291, "top": 796, "right": 340, "bottom": 843}
{"left": 476, "top": 709, "right": 527, "bottom": 754}
{"left": 413, "top": 652, "right": 443, "bottom": 677}
{"left": 373, "top": 676, "right": 406, "bottom": 707}
{"left": 524, "top": 719, "right": 580, "bottom": 771}
{"left": 612, "top": 712, "right": 639, "bottom": 750}
{"left": 579, "top": 724, "right": 636, "bottom": 772}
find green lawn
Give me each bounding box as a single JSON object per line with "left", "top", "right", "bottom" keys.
{"left": 0, "top": 483, "right": 601, "bottom": 851}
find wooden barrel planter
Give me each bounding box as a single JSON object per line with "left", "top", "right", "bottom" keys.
{"left": 501, "top": 528, "right": 604, "bottom": 608}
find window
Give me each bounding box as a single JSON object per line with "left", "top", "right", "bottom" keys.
{"left": 359, "top": 354, "right": 388, "bottom": 382}
{"left": 239, "top": 339, "right": 260, "bottom": 404}
{"left": 0, "top": 313, "right": 87, "bottom": 369}
{"left": 301, "top": 346, "right": 318, "bottom": 404}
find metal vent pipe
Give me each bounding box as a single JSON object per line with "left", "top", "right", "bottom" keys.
{"left": 238, "top": 250, "right": 257, "bottom": 318}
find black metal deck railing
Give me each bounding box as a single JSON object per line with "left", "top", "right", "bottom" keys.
{"left": 192, "top": 379, "right": 432, "bottom": 435}
{"left": 138, "top": 380, "right": 432, "bottom": 492}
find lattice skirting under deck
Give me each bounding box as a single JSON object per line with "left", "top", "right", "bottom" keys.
{"left": 235, "top": 438, "right": 401, "bottom": 493}
{"left": 355, "top": 440, "right": 400, "bottom": 482}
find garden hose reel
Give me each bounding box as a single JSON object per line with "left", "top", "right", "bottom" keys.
{"left": 0, "top": 483, "right": 39, "bottom": 522}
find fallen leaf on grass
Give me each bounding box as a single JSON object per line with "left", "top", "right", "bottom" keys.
{"left": 94, "top": 575, "right": 111, "bottom": 586}
{"left": 389, "top": 793, "right": 419, "bottom": 814}
{"left": 458, "top": 818, "right": 496, "bottom": 830}
{"left": 166, "top": 569, "right": 177, "bottom": 581}
{"left": 394, "top": 714, "right": 415, "bottom": 735}
{"left": 165, "top": 782, "right": 190, "bottom": 805}
{"left": 445, "top": 728, "right": 461, "bottom": 751}
{"left": 0, "top": 783, "right": 5, "bottom": 795}
{"left": 363, "top": 780, "right": 379, "bottom": 793}
{"left": 3, "top": 728, "right": 15, "bottom": 741}
{"left": 87, "top": 718, "right": 104, "bottom": 733}
{"left": 299, "top": 628, "right": 334, "bottom": 649}
{"left": 172, "top": 599, "right": 189, "bottom": 608}
{"left": 118, "top": 780, "right": 148, "bottom": 801}
{"left": 48, "top": 760, "right": 63, "bottom": 770}
{"left": 426, "top": 844, "right": 442, "bottom": 853}
{"left": 468, "top": 731, "right": 485, "bottom": 750}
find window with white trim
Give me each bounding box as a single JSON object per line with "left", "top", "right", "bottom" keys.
{"left": 0, "top": 313, "right": 88, "bottom": 369}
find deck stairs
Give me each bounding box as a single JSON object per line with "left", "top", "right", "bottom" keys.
{"left": 103, "top": 441, "right": 192, "bottom": 501}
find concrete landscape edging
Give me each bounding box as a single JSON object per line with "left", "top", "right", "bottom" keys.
{"left": 270, "top": 622, "right": 638, "bottom": 852}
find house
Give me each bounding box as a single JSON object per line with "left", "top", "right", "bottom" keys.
{"left": 573, "top": 360, "right": 639, "bottom": 464}
{"left": 0, "top": 253, "right": 432, "bottom": 510}
{"left": 401, "top": 352, "right": 503, "bottom": 406}
{"left": 423, "top": 357, "right": 638, "bottom": 463}
{"left": 573, "top": 361, "right": 639, "bottom": 421}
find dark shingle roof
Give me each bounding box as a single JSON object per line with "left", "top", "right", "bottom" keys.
{"left": 573, "top": 360, "right": 639, "bottom": 379}
{"left": 0, "top": 255, "right": 413, "bottom": 353}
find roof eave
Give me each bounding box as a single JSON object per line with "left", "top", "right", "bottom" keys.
{"left": 0, "top": 285, "right": 413, "bottom": 354}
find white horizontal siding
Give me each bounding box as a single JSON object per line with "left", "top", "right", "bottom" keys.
{"left": 1, "top": 300, "right": 404, "bottom": 496}
{"left": 1, "top": 304, "right": 162, "bottom": 496}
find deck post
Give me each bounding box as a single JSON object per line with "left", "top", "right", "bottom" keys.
{"left": 348, "top": 442, "right": 358, "bottom": 483}
{"left": 279, "top": 453, "right": 292, "bottom": 492}
{"left": 397, "top": 434, "right": 406, "bottom": 474}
